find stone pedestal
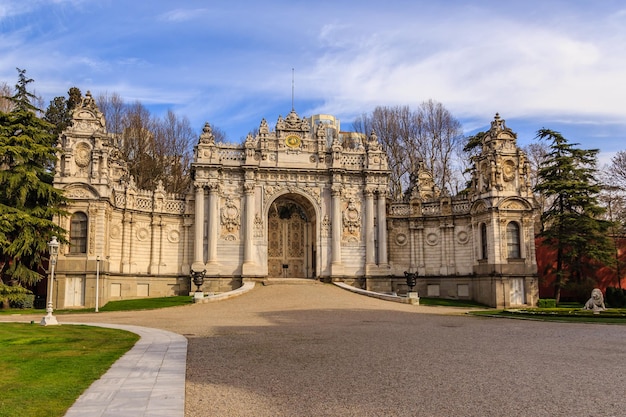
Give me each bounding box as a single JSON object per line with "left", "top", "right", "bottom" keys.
{"left": 408, "top": 291, "right": 420, "bottom": 305}
{"left": 193, "top": 292, "right": 205, "bottom": 303}
{"left": 40, "top": 313, "right": 59, "bottom": 326}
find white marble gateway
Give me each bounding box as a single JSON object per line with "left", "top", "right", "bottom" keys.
{"left": 52, "top": 94, "right": 538, "bottom": 308}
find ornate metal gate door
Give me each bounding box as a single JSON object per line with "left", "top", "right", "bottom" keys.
{"left": 268, "top": 201, "right": 307, "bottom": 278}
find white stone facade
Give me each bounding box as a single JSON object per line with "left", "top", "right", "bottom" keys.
{"left": 52, "top": 95, "right": 538, "bottom": 309}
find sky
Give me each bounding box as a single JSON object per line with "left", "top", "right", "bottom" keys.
{"left": 1, "top": 0, "right": 625, "bottom": 164}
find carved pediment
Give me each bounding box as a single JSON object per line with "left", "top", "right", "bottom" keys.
{"left": 276, "top": 109, "right": 310, "bottom": 133}
{"left": 470, "top": 200, "right": 489, "bottom": 215}
{"left": 64, "top": 184, "right": 99, "bottom": 200}
{"left": 69, "top": 91, "right": 106, "bottom": 133}
{"left": 499, "top": 198, "right": 530, "bottom": 211}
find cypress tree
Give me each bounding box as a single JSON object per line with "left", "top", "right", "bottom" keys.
{"left": 534, "top": 129, "right": 612, "bottom": 303}
{"left": 0, "top": 69, "right": 67, "bottom": 294}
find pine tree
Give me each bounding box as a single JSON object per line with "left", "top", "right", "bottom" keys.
{"left": 534, "top": 129, "right": 613, "bottom": 303}
{"left": 0, "top": 68, "right": 67, "bottom": 294}
{"left": 44, "top": 87, "right": 82, "bottom": 136}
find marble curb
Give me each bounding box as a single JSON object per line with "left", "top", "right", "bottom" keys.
{"left": 333, "top": 281, "right": 417, "bottom": 304}
{"left": 194, "top": 280, "right": 255, "bottom": 303}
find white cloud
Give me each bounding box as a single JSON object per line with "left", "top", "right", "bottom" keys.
{"left": 158, "top": 8, "right": 209, "bottom": 22}
{"left": 1, "top": 1, "right": 624, "bottom": 152}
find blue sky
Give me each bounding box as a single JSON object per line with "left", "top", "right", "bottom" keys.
{"left": 1, "top": 0, "right": 624, "bottom": 164}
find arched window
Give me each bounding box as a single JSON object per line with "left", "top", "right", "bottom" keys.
{"left": 69, "top": 212, "right": 88, "bottom": 254}
{"left": 480, "top": 223, "right": 488, "bottom": 260}
{"left": 507, "top": 221, "right": 521, "bottom": 259}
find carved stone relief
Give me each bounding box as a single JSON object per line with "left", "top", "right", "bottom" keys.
{"left": 220, "top": 196, "right": 240, "bottom": 236}
{"left": 342, "top": 197, "right": 361, "bottom": 239}
{"left": 254, "top": 213, "right": 264, "bottom": 238}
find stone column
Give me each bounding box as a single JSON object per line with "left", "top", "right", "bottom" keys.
{"left": 364, "top": 187, "right": 375, "bottom": 266}
{"left": 182, "top": 217, "right": 193, "bottom": 275}
{"left": 149, "top": 215, "right": 160, "bottom": 274}
{"left": 416, "top": 224, "right": 425, "bottom": 270}
{"left": 330, "top": 185, "right": 343, "bottom": 274}
{"left": 376, "top": 189, "right": 388, "bottom": 266}
{"left": 121, "top": 211, "right": 131, "bottom": 273}
{"left": 207, "top": 184, "right": 219, "bottom": 266}
{"left": 242, "top": 183, "right": 256, "bottom": 275}
{"left": 192, "top": 183, "right": 205, "bottom": 272}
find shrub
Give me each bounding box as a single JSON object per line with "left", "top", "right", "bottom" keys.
{"left": 537, "top": 299, "right": 557, "bottom": 308}
{"left": 605, "top": 287, "right": 626, "bottom": 308}
{"left": 9, "top": 294, "right": 35, "bottom": 309}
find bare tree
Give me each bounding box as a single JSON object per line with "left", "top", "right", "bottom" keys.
{"left": 609, "top": 150, "right": 626, "bottom": 190}
{"left": 152, "top": 110, "right": 196, "bottom": 194}
{"left": 522, "top": 141, "right": 552, "bottom": 232}
{"left": 118, "top": 101, "right": 158, "bottom": 190}
{"left": 414, "top": 99, "right": 463, "bottom": 194}
{"left": 0, "top": 82, "right": 13, "bottom": 113}
{"left": 353, "top": 100, "right": 463, "bottom": 200}
{"left": 96, "top": 92, "right": 126, "bottom": 136}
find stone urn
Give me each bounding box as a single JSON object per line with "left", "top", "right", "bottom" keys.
{"left": 191, "top": 269, "right": 206, "bottom": 292}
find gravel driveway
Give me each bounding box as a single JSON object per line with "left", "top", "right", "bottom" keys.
{"left": 7, "top": 282, "right": 626, "bottom": 416}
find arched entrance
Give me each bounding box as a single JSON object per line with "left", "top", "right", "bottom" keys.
{"left": 267, "top": 194, "right": 316, "bottom": 278}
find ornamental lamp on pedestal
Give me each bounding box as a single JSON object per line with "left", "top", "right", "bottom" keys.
{"left": 41, "top": 236, "right": 60, "bottom": 326}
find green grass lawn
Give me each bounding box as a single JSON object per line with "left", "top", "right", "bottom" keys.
{"left": 0, "top": 323, "right": 138, "bottom": 417}
{"left": 98, "top": 295, "right": 192, "bottom": 311}
{"left": 470, "top": 307, "right": 626, "bottom": 323}
{"left": 0, "top": 295, "right": 193, "bottom": 315}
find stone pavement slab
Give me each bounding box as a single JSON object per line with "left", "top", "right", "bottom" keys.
{"left": 63, "top": 323, "right": 186, "bottom": 417}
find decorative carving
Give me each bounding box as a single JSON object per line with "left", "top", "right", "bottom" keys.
{"left": 367, "top": 130, "right": 380, "bottom": 151}
{"left": 502, "top": 160, "right": 516, "bottom": 181}
{"left": 583, "top": 288, "right": 606, "bottom": 313}
{"left": 426, "top": 231, "right": 439, "bottom": 246}
{"left": 342, "top": 198, "right": 361, "bottom": 235}
{"left": 457, "top": 229, "right": 470, "bottom": 245}
{"left": 263, "top": 185, "right": 320, "bottom": 207}
{"left": 259, "top": 118, "right": 269, "bottom": 136}
{"left": 74, "top": 142, "right": 91, "bottom": 167}
{"left": 254, "top": 213, "right": 264, "bottom": 238}
{"left": 220, "top": 196, "right": 240, "bottom": 232}
{"left": 316, "top": 121, "right": 326, "bottom": 139}
{"left": 110, "top": 224, "right": 121, "bottom": 239}
{"left": 321, "top": 215, "right": 330, "bottom": 238}
{"left": 199, "top": 123, "right": 215, "bottom": 144}
{"left": 501, "top": 200, "right": 526, "bottom": 210}
{"left": 395, "top": 233, "right": 408, "bottom": 246}
{"left": 166, "top": 225, "right": 180, "bottom": 243}
{"left": 136, "top": 224, "right": 150, "bottom": 242}
{"left": 65, "top": 185, "right": 96, "bottom": 199}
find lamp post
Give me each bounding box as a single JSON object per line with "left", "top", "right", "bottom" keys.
{"left": 95, "top": 255, "right": 100, "bottom": 313}
{"left": 41, "top": 236, "right": 60, "bottom": 326}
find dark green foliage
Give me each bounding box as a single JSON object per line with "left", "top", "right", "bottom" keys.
{"left": 0, "top": 69, "right": 67, "bottom": 286}
{"left": 537, "top": 298, "right": 557, "bottom": 308}
{"left": 606, "top": 287, "right": 626, "bottom": 308}
{"left": 463, "top": 131, "right": 486, "bottom": 154}
{"left": 9, "top": 293, "right": 34, "bottom": 309}
{"left": 534, "top": 129, "right": 614, "bottom": 304}
{"left": 44, "top": 87, "right": 82, "bottom": 136}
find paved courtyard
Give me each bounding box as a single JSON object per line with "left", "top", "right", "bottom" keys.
{"left": 4, "top": 282, "right": 626, "bottom": 416}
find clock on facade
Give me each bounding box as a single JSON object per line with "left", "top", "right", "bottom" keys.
{"left": 285, "top": 134, "right": 301, "bottom": 148}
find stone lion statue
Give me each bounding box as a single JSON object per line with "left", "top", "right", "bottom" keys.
{"left": 583, "top": 288, "right": 606, "bottom": 312}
